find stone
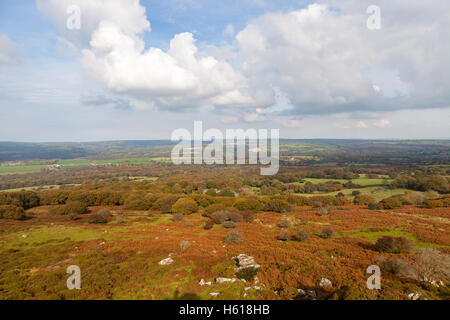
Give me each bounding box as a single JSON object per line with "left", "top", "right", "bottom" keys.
{"left": 319, "top": 278, "right": 332, "bottom": 289}
{"left": 408, "top": 292, "right": 421, "bottom": 300}
{"left": 216, "top": 277, "right": 236, "bottom": 284}
{"left": 199, "top": 279, "right": 212, "bottom": 286}
{"left": 209, "top": 292, "right": 220, "bottom": 297}
{"left": 158, "top": 257, "right": 174, "bottom": 266}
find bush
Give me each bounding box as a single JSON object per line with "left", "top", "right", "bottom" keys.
{"left": 88, "top": 213, "right": 108, "bottom": 224}
{"left": 265, "top": 198, "right": 291, "bottom": 213}
{"left": 423, "top": 199, "right": 444, "bottom": 209}
{"left": 68, "top": 213, "right": 80, "bottom": 221}
{"left": 171, "top": 198, "right": 199, "bottom": 215}
{"left": 320, "top": 227, "right": 336, "bottom": 239}
{"left": 415, "top": 248, "right": 450, "bottom": 283}
{"left": 223, "top": 221, "right": 237, "bottom": 229}
{"left": 0, "top": 205, "right": 26, "bottom": 220}
{"left": 236, "top": 267, "right": 259, "bottom": 281}
{"left": 97, "top": 208, "right": 112, "bottom": 218}
{"left": 354, "top": 195, "right": 376, "bottom": 206}
{"left": 379, "top": 258, "right": 416, "bottom": 279}
{"left": 277, "top": 231, "right": 290, "bottom": 241}
{"left": 374, "top": 236, "right": 413, "bottom": 254}
{"left": 278, "top": 220, "right": 291, "bottom": 228}
{"left": 211, "top": 210, "right": 231, "bottom": 224}
{"left": 233, "top": 197, "right": 265, "bottom": 212}
{"left": 293, "top": 229, "right": 310, "bottom": 242}
{"left": 171, "top": 214, "right": 184, "bottom": 222}
{"left": 368, "top": 203, "right": 378, "bottom": 210}
{"left": 229, "top": 212, "right": 243, "bottom": 222}
{"left": 219, "top": 189, "right": 235, "bottom": 197}
{"left": 203, "top": 203, "right": 228, "bottom": 217}
{"left": 223, "top": 230, "right": 242, "bottom": 244}
{"left": 152, "top": 195, "right": 179, "bottom": 213}
{"left": 317, "top": 207, "right": 333, "bottom": 216}
{"left": 50, "top": 201, "right": 88, "bottom": 216}
{"left": 203, "top": 219, "right": 214, "bottom": 230}
{"left": 380, "top": 197, "right": 403, "bottom": 209}
{"left": 241, "top": 211, "right": 255, "bottom": 223}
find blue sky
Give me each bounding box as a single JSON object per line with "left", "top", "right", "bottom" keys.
{"left": 0, "top": 0, "right": 449, "bottom": 141}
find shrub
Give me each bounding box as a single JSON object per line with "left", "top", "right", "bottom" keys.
{"left": 171, "top": 214, "right": 184, "bottom": 222}
{"left": 223, "top": 221, "right": 237, "bottom": 229}
{"left": 415, "top": 248, "right": 450, "bottom": 284}
{"left": 374, "top": 236, "right": 413, "bottom": 254}
{"left": 236, "top": 267, "right": 259, "bottom": 281}
{"left": 265, "top": 198, "right": 291, "bottom": 213}
{"left": 223, "top": 230, "right": 242, "bottom": 244}
{"left": 320, "top": 227, "right": 336, "bottom": 239}
{"left": 317, "top": 207, "right": 333, "bottom": 216}
{"left": 203, "top": 203, "right": 228, "bottom": 217}
{"left": 203, "top": 219, "right": 214, "bottom": 230}
{"left": 352, "top": 191, "right": 361, "bottom": 196}
{"left": 97, "top": 208, "right": 112, "bottom": 218}
{"left": 277, "top": 231, "right": 290, "bottom": 241}
{"left": 171, "top": 198, "right": 199, "bottom": 215}
{"left": 233, "top": 197, "right": 265, "bottom": 212}
{"left": 0, "top": 205, "right": 26, "bottom": 220}
{"left": 229, "top": 212, "right": 243, "bottom": 222}
{"left": 278, "top": 220, "right": 291, "bottom": 228}
{"left": 152, "top": 195, "right": 179, "bottom": 213}
{"left": 241, "top": 211, "right": 255, "bottom": 223}
{"left": 293, "top": 229, "right": 310, "bottom": 242}
{"left": 353, "top": 195, "right": 376, "bottom": 206}
{"left": 211, "top": 210, "right": 230, "bottom": 224}
{"left": 423, "top": 199, "right": 444, "bottom": 209}
{"left": 50, "top": 201, "right": 88, "bottom": 216}
{"left": 88, "top": 213, "right": 108, "bottom": 224}
{"left": 379, "top": 258, "right": 416, "bottom": 279}
{"left": 368, "top": 203, "right": 378, "bottom": 210}
{"left": 380, "top": 197, "right": 403, "bottom": 209}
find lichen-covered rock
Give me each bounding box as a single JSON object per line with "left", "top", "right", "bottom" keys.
{"left": 158, "top": 257, "right": 174, "bottom": 266}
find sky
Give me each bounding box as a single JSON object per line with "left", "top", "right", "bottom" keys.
{"left": 0, "top": 0, "right": 449, "bottom": 142}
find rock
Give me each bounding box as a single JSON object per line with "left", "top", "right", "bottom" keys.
{"left": 158, "top": 257, "right": 174, "bottom": 266}
{"left": 199, "top": 279, "right": 212, "bottom": 286}
{"left": 408, "top": 292, "right": 421, "bottom": 300}
{"left": 244, "top": 287, "right": 251, "bottom": 291}
{"left": 209, "top": 292, "right": 220, "bottom": 297}
{"left": 253, "top": 286, "right": 261, "bottom": 291}
{"left": 235, "top": 254, "right": 261, "bottom": 272}
{"left": 298, "top": 289, "right": 317, "bottom": 299}
{"left": 319, "top": 278, "right": 333, "bottom": 289}
{"left": 216, "top": 277, "right": 237, "bottom": 284}
{"left": 212, "top": 250, "right": 217, "bottom": 254}
{"left": 22, "top": 234, "right": 28, "bottom": 238}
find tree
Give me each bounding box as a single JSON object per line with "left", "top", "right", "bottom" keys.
{"left": 171, "top": 198, "right": 199, "bottom": 215}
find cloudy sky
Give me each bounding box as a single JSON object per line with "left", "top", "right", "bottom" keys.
{"left": 0, "top": 0, "right": 449, "bottom": 141}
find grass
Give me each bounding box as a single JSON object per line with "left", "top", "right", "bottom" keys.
{"left": 0, "top": 165, "right": 48, "bottom": 173}
{"left": 344, "top": 229, "right": 449, "bottom": 249}
{"left": 298, "top": 187, "right": 409, "bottom": 201}
{"left": 1, "top": 225, "right": 101, "bottom": 249}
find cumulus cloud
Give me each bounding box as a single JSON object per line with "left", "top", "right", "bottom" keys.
{"left": 236, "top": 1, "right": 450, "bottom": 115}
{"left": 0, "top": 34, "right": 19, "bottom": 64}
{"left": 37, "top": 0, "right": 450, "bottom": 116}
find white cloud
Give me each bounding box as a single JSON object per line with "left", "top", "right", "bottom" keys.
{"left": 0, "top": 34, "right": 19, "bottom": 64}
{"left": 236, "top": 1, "right": 450, "bottom": 115}
{"left": 373, "top": 119, "right": 390, "bottom": 128}
{"left": 223, "top": 24, "right": 235, "bottom": 37}
{"left": 282, "top": 119, "right": 302, "bottom": 128}
{"left": 220, "top": 116, "right": 239, "bottom": 124}
{"left": 37, "top": 0, "right": 450, "bottom": 116}
{"left": 244, "top": 113, "right": 267, "bottom": 122}
{"left": 36, "top": 0, "right": 150, "bottom": 46}
{"left": 356, "top": 121, "right": 368, "bottom": 128}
